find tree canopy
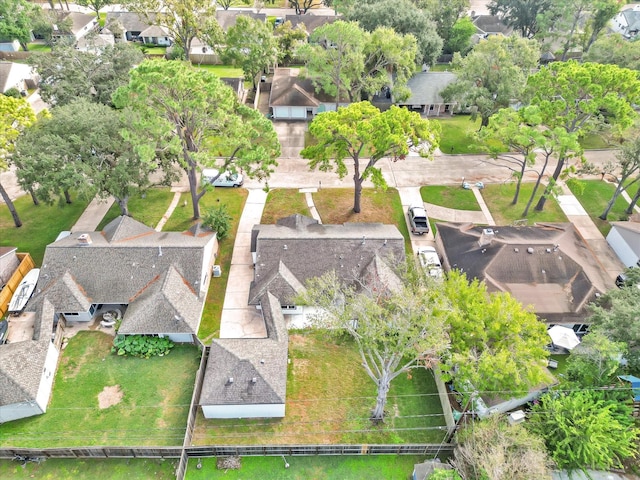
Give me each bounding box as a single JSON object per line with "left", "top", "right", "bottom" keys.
{"left": 599, "top": 132, "right": 640, "bottom": 220}
{"left": 0, "top": 0, "right": 41, "bottom": 51}
{"left": 488, "top": 0, "right": 550, "bottom": 38}
{"left": 583, "top": 34, "right": 640, "bottom": 71}
{"left": 274, "top": 20, "right": 308, "bottom": 66}
{"left": 302, "top": 101, "right": 440, "bottom": 213}
{"left": 76, "top": 0, "right": 114, "bottom": 17}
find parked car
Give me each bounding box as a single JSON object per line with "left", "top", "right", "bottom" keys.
{"left": 417, "top": 247, "right": 443, "bottom": 279}
{"left": 408, "top": 205, "right": 429, "bottom": 235}
{"left": 202, "top": 168, "right": 243, "bottom": 187}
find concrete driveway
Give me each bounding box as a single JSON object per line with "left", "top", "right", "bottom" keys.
{"left": 273, "top": 121, "right": 307, "bottom": 159}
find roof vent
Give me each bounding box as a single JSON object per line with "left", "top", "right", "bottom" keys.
{"left": 251, "top": 377, "right": 257, "bottom": 384}
{"left": 527, "top": 247, "right": 534, "bottom": 254}
{"left": 227, "top": 377, "right": 234, "bottom": 384}
{"left": 384, "top": 239, "right": 387, "bottom": 246}
{"left": 546, "top": 248, "right": 551, "bottom": 253}
{"left": 482, "top": 228, "right": 495, "bottom": 235}
{"left": 260, "top": 359, "right": 265, "bottom": 364}
{"left": 361, "top": 236, "right": 366, "bottom": 245}
{"left": 283, "top": 244, "right": 288, "bottom": 250}
{"left": 77, "top": 233, "right": 92, "bottom": 245}
{"left": 514, "top": 248, "right": 519, "bottom": 253}
{"left": 158, "top": 246, "right": 163, "bottom": 257}
{"left": 478, "top": 229, "right": 494, "bottom": 248}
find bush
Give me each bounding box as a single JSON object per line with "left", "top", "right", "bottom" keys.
{"left": 202, "top": 204, "right": 232, "bottom": 240}
{"left": 112, "top": 335, "right": 174, "bottom": 358}
{"left": 4, "top": 87, "right": 21, "bottom": 99}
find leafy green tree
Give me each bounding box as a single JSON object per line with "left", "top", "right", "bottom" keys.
{"left": 442, "top": 36, "right": 540, "bottom": 128}
{"left": 441, "top": 271, "right": 550, "bottom": 399}
{"left": 528, "top": 390, "right": 639, "bottom": 470}
{"left": 288, "top": 0, "right": 324, "bottom": 14}
{"left": 202, "top": 204, "right": 232, "bottom": 240}
{"left": 600, "top": 133, "right": 640, "bottom": 220}
{"left": 566, "top": 331, "right": 626, "bottom": 387}
{"left": 76, "top": 0, "right": 114, "bottom": 18}
{"left": 582, "top": 0, "right": 622, "bottom": 53}
{"left": 302, "top": 101, "right": 440, "bottom": 213}
{"left": 0, "top": 95, "right": 36, "bottom": 227}
{"left": 274, "top": 20, "right": 308, "bottom": 66}
{"left": 420, "top": 0, "right": 469, "bottom": 53}
{"left": 444, "top": 17, "right": 476, "bottom": 55}
{"left": 114, "top": 60, "right": 280, "bottom": 219}
{"left": 344, "top": 0, "right": 443, "bottom": 65}
{"left": 488, "top": 0, "right": 551, "bottom": 38}
{"left": 583, "top": 34, "right": 640, "bottom": 71}
{"left": 223, "top": 16, "right": 278, "bottom": 90}
{"left": 28, "top": 43, "right": 143, "bottom": 107}
{"left": 298, "top": 268, "right": 452, "bottom": 422}
{"left": 527, "top": 61, "right": 640, "bottom": 211}
{"left": 452, "top": 415, "right": 552, "bottom": 480}
{"left": 0, "top": 0, "right": 40, "bottom": 51}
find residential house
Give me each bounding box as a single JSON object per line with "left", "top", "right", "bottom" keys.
{"left": 471, "top": 14, "right": 513, "bottom": 39}
{"left": 436, "top": 222, "right": 613, "bottom": 332}
{"left": 75, "top": 31, "right": 115, "bottom": 53}
{"left": 283, "top": 14, "right": 337, "bottom": 36}
{"left": 139, "top": 25, "right": 172, "bottom": 46}
{"left": 611, "top": 5, "right": 640, "bottom": 39}
{"left": 269, "top": 68, "right": 349, "bottom": 120}
{"left": 221, "top": 77, "right": 245, "bottom": 102}
{"left": 607, "top": 220, "right": 640, "bottom": 268}
{"left": 27, "top": 216, "right": 218, "bottom": 343}
{"left": 216, "top": 11, "right": 267, "bottom": 32}
{"left": 0, "top": 61, "right": 39, "bottom": 94}
{"left": 394, "top": 71, "right": 457, "bottom": 117}
{"left": 0, "top": 298, "right": 59, "bottom": 423}
{"left": 52, "top": 12, "right": 98, "bottom": 43}
{"left": 105, "top": 12, "right": 156, "bottom": 42}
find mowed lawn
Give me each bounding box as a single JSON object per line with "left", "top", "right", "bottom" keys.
{"left": 261, "top": 188, "right": 310, "bottom": 224}
{"left": 192, "top": 332, "right": 447, "bottom": 445}
{"left": 481, "top": 182, "right": 569, "bottom": 225}
{"left": 96, "top": 187, "right": 176, "bottom": 230}
{"left": 435, "top": 115, "right": 505, "bottom": 154}
{"left": 0, "top": 194, "right": 89, "bottom": 266}
{"left": 567, "top": 179, "right": 633, "bottom": 236}
{"left": 421, "top": 185, "right": 480, "bottom": 211}
{"left": 0, "top": 331, "right": 200, "bottom": 447}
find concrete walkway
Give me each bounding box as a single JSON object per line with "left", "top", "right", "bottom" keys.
{"left": 70, "top": 196, "right": 115, "bottom": 233}
{"left": 300, "top": 188, "right": 322, "bottom": 223}
{"left": 155, "top": 191, "right": 182, "bottom": 232}
{"left": 471, "top": 187, "right": 496, "bottom": 225}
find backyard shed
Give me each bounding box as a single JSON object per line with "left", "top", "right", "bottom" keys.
{"left": 607, "top": 221, "right": 640, "bottom": 268}
{"left": 619, "top": 375, "right": 640, "bottom": 401}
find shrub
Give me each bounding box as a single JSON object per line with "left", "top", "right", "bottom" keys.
{"left": 202, "top": 204, "right": 232, "bottom": 240}
{"left": 112, "top": 335, "right": 174, "bottom": 358}
{"left": 4, "top": 87, "right": 21, "bottom": 99}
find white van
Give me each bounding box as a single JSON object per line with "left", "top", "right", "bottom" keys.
{"left": 202, "top": 168, "right": 244, "bottom": 187}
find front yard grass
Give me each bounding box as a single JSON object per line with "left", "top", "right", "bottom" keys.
{"left": 0, "top": 458, "right": 177, "bottom": 479}
{"left": 96, "top": 187, "right": 176, "bottom": 230}
{"left": 481, "top": 182, "right": 569, "bottom": 225}
{"left": 0, "top": 194, "right": 89, "bottom": 266}
{"left": 192, "top": 331, "right": 447, "bottom": 445}
{"left": 163, "top": 188, "right": 247, "bottom": 341}
{"left": 567, "top": 179, "right": 630, "bottom": 236}
{"left": 435, "top": 115, "right": 504, "bottom": 155}
{"left": 421, "top": 185, "right": 481, "bottom": 211}
{"left": 312, "top": 187, "right": 412, "bottom": 252}
{"left": 261, "top": 188, "right": 310, "bottom": 224}
{"left": 0, "top": 331, "right": 199, "bottom": 448}
{"left": 186, "top": 455, "right": 429, "bottom": 479}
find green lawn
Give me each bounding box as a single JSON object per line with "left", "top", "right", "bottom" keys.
{"left": 194, "top": 64, "right": 245, "bottom": 78}
{"left": 0, "top": 195, "right": 90, "bottom": 266}
{"left": 139, "top": 45, "right": 167, "bottom": 55}
{"left": 163, "top": 189, "right": 247, "bottom": 341}
{"left": 0, "top": 458, "right": 177, "bottom": 479}
{"left": 261, "top": 188, "right": 310, "bottom": 224}
{"left": 567, "top": 179, "right": 631, "bottom": 236}
{"left": 186, "top": 455, "right": 430, "bottom": 479}
{"left": 579, "top": 132, "right": 610, "bottom": 150}
{"left": 96, "top": 188, "right": 176, "bottom": 230}
{"left": 26, "top": 43, "right": 51, "bottom": 52}
{"left": 193, "top": 331, "right": 446, "bottom": 445}
{"left": 0, "top": 331, "right": 199, "bottom": 447}
{"left": 421, "top": 185, "right": 481, "bottom": 211}
{"left": 97, "top": 12, "right": 106, "bottom": 27}
{"left": 435, "top": 115, "right": 505, "bottom": 154}
{"left": 481, "top": 182, "right": 569, "bottom": 225}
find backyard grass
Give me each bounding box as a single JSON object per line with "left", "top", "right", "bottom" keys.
{"left": 421, "top": 185, "right": 481, "bottom": 211}
{"left": 567, "top": 179, "right": 631, "bottom": 236}
{"left": 0, "top": 458, "right": 177, "bottom": 479}
{"left": 312, "top": 188, "right": 412, "bottom": 252}
{"left": 192, "top": 331, "right": 447, "bottom": 445}
{"left": 481, "top": 182, "right": 569, "bottom": 225}
{"left": 186, "top": 455, "right": 430, "bottom": 479}
{"left": 26, "top": 43, "right": 51, "bottom": 52}
{"left": 0, "top": 194, "right": 89, "bottom": 266}
{"left": 435, "top": 115, "right": 505, "bottom": 155}
{"left": 261, "top": 188, "right": 310, "bottom": 224}
{"left": 0, "top": 331, "right": 199, "bottom": 448}
{"left": 96, "top": 187, "right": 176, "bottom": 230}
{"left": 163, "top": 188, "right": 247, "bottom": 341}
{"left": 579, "top": 132, "right": 610, "bottom": 150}
{"left": 97, "top": 12, "right": 106, "bottom": 27}
{"left": 194, "top": 64, "right": 245, "bottom": 78}
{"left": 139, "top": 45, "right": 167, "bottom": 55}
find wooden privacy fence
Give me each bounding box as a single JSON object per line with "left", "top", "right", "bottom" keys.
{"left": 0, "top": 253, "right": 35, "bottom": 317}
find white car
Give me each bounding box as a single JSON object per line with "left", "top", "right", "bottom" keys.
{"left": 202, "top": 168, "right": 244, "bottom": 187}
{"left": 417, "top": 246, "right": 443, "bottom": 279}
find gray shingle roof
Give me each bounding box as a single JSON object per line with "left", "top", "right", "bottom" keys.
{"left": 283, "top": 14, "right": 337, "bottom": 34}
{"left": 200, "top": 293, "right": 288, "bottom": 406}
{"left": 216, "top": 11, "right": 266, "bottom": 32}
{"left": 105, "top": 12, "right": 155, "bottom": 34}
{"left": 397, "top": 72, "right": 457, "bottom": 107}
{"left": 139, "top": 25, "right": 170, "bottom": 38}
{"left": 269, "top": 68, "right": 343, "bottom": 108}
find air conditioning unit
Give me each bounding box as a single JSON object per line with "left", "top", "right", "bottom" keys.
{"left": 212, "top": 265, "right": 222, "bottom": 277}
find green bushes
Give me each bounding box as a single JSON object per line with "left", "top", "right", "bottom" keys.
{"left": 112, "top": 335, "right": 174, "bottom": 358}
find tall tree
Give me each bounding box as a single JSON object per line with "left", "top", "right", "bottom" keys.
{"left": 114, "top": 60, "right": 280, "bottom": 219}
{"left": 583, "top": 34, "right": 640, "bottom": 71}
{"left": 288, "top": 0, "right": 324, "bottom": 14}
{"left": 76, "top": 0, "right": 113, "bottom": 18}
{"left": 274, "top": 20, "right": 308, "bottom": 66}
{"left": 0, "top": 96, "right": 36, "bottom": 228}
{"left": 302, "top": 101, "right": 440, "bottom": 214}
{"left": 599, "top": 133, "right": 640, "bottom": 220}
{"left": 0, "top": 0, "right": 40, "bottom": 51}
{"left": 420, "top": 0, "right": 469, "bottom": 52}
{"left": 527, "top": 61, "right": 640, "bottom": 211}
{"left": 444, "top": 17, "right": 476, "bottom": 55}
{"left": 565, "top": 331, "right": 626, "bottom": 387}
{"left": 442, "top": 36, "right": 540, "bottom": 128}
{"left": 582, "top": 0, "right": 622, "bottom": 53}
{"left": 28, "top": 43, "right": 143, "bottom": 107}
{"left": 441, "top": 271, "right": 550, "bottom": 400}
{"left": 223, "top": 16, "right": 278, "bottom": 91}
{"left": 488, "top": 0, "right": 551, "bottom": 38}
{"left": 123, "top": 0, "right": 218, "bottom": 60}
{"left": 298, "top": 269, "right": 452, "bottom": 422}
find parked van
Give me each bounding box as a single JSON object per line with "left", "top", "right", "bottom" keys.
{"left": 202, "top": 168, "right": 243, "bottom": 187}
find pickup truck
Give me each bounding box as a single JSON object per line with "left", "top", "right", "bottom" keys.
{"left": 408, "top": 205, "right": 429, "bottom": 235}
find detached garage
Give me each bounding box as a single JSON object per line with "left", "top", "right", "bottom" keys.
{"left": 607, "top": 221, "right": 640, "bottom": 268}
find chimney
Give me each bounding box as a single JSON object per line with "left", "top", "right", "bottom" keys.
{"left": 477, "top": 228, "right": 494, "bottom": 248}
{"left": 77, "top": 234, "right": 92, "bottom": 246}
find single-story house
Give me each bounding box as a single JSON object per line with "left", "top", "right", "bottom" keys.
{"left": 0, "top": 298, "right": 59, "bottom": 423}
{"left": 395, "top": 71, "right": 457, "bottom": 116}
{"left": 139, "top": 25, "right": 172, "bottom": 46}
{"left": 75, "top": 32, "right": 115, "bottom": 52}
{"left": 436, "top": 222, "right": 613, "bottom": 331}
{"left": 216, "top": 11, "right": 266, "bottom": 32}
{"left": 471, "top": 14, "right": 513, "bottom": 38}
{"left": 221, "top": 77, "right": 245, "bottom": 102}
{"left": 269, "top": 68, "right": 349, "bottom": 120}
{"left": 27, "top": 216, "right": 218, "bottom": 343}
{"left": 283, "top": 14, "right": 337, "bottom": 36}
{"left": 607, "top": 220, "right": 640, "bottom": 268}
{"left": 0, "top": 61, "right": 39, "bottom": 94}
{"left": 200, "top": 292, "right": 288, "bottom": 418}
{"left": 105, "top": 12, "right": 157, "bottom": 42}
{"left": 611, "top": 5, "right": 640, "bottom": 39}
{"left": 52, "top": 12, "right": 98, "bottom": 42}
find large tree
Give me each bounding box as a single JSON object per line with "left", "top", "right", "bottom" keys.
{"left": 582, "top": 0, "right": 622, "bottom": 53}
{"left": 441, "top": 271, "right": 550, "bottom": 400}
{"left": 583, "top": 34, "right": 640, "bottom": 71}
{"left": 288, "top": 0, "right": 324, "bottom": 15}
{"left": 442, "top": 36, "right": 540, "bottom": 128}
{"left": 565, "top": 331, "right": 626, "bottom": 387}
{"left": 114, "top": 60, "right": 280, "bottom": 219}
{"left": 299, "top": 269, "right": 452, "bottom": 422}
{"left": 0, "top": 0, "right": 41, "bottom": 51}
{"left": 76, "top": 0, "right": 113, "bottom": 18}
{"left": 223, "top": 16, "right": 278, "bottom": 90}
{"left": 274, "top": 20, "right": 308, "bottom": 66}
{"left": 488, "top": 0, "right": 550, "bottom": 38}
{"left": 302, "top": 101, "right": 440, "bottom": 214}
{"left": 0, "top": 96, "right": 36, "bottom": 228}
{"left": 420, "top": 0, "right": 469, "bottom": 53}
{"left": 599, "top": 133, "right": 640, "bottom": 220}
{"left": 123, "top": 0, "right": 219, "bottom": 60}
{"left": 527, "top": 61, "right": 640, "bottom": 211}
{"left": 13, "top": 99, "right": 174, "bottom": 215}
{"left": 28, "top": 43, "right": 143, "bottom": 107}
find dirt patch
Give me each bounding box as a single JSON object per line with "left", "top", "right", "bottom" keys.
{"left": 98, "top": 385, "right": 123, "bottom": 409}
{"left": 293, "top": 358, "right": 310, "bottom": 377}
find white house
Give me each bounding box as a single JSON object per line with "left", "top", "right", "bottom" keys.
{"left": 607, "top": 221, "right": 640, "bottom": 268}
{"left": 0, "top": 62, "right": 38, "bottom": 94}
{"left": 52, "top": 12, "right": 99, "bottom": 42}
{"left": 611, "top": 5, "right": 640, "bottom": 39}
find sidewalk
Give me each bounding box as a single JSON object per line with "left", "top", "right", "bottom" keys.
{"left": 70, "top": 196, "right": 114, "bottom": 233}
